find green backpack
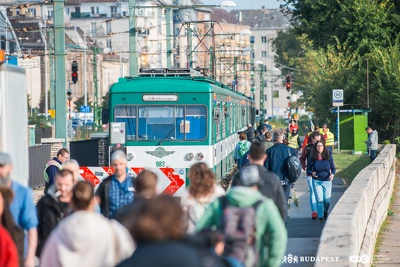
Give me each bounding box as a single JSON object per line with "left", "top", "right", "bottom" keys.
{"left": 238, "top": 141, "right": 250, "bottom": 158}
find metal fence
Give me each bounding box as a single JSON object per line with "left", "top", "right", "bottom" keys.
{"left": 28, "top": 144, "right": 51, "bottom": 189}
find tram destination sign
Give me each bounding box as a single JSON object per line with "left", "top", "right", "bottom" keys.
{"left": 142, "top": 94, "right": 178, "bottom": 102}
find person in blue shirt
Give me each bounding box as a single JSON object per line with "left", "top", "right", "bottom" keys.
{"left": 43, "top": 148, "right": 70, "bottom": 195}
{"left": 307, "top": 141, "right": 336, "bottom": 223}
{"left": 0, "top": 152, "right": 38, "bottom": 267}
{"left": 95, "top": 150, "right": 135, "bottom": 218}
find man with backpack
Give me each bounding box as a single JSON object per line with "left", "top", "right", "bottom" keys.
{"left": 232, "top": 142, "right": 286, "bottom": 223}
{"left": 197, "top": 165, "right": 287, "bottom": 267}
{"left": 265, "top": 131, "right": 299, "bottom": 205}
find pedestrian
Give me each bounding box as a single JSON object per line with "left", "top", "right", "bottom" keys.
{"left": 287, "top": 120, "right": 298, "bottom": 135}
{"left": 320, "top": 123, "right": 334, "bottom": 153}
{"left": 365, "top": 126, "right": 378, "bottom": 161}
{"left": 40, "top": 181, "right": 134, "bottom": 267}
{"left": 238, "top": 124, "right": 255, "bottom": 141}
{"left": 263, "top": 131, "right": 274, "bottom": 151}
{"left": 307, "top": 141, "right": 336, "bottom": 223}
{"left": 300, "top": 132, "right": 323, "bottom": 220}
{"left": 263, "top": 119, "right": 272, "bottom": 131}
{"left": 197, "top": 165, "right": 287, "bottom": 267}
{"left": 264, "top": 131, "right": 297, "bottom": 204}
{"left": 0, "top": 187, "right": 24, "bottom": 267}
{"left": 44, "top": 148, "right": 70, "bottom": 195}
{"left": 36, "top": 169, "right": 74, "bottom": 257}
{"left": 95, "top": 150, "right": 134, "bottom": 219}
{"left": 0, "top": 152, "right": 38, "bottom": 267}
{"left": 234, "top": 133, "right": 251, "bottom": 169}
{"left": 232, "top": 142, "right": 286, "bottom": 222}
{"left": 287, "top": 128, "right": 302, "bottom": 153}
{"left": 62, "top": 159, "right": 81, "bottom": 183}
{"left": 114, "top": 170, "right": 158, "bottom": 230}
{"left": 117, "top": 195, "right": 229, "bottom": 267}
{"left": 181, "top": 163, "right": 225, "bottom": 234}
{"left": 255, "top": 126, "right": 268, "bottom": 143}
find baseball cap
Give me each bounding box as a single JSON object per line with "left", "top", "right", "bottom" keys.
{"left": 323, "top": 123, "right": 328, "bottom": 127}
{"left": 238, "top": 165, "right": 260, "bottom": 187}
{"left": 0, "top": 153, "right": 12, "bottom": 166}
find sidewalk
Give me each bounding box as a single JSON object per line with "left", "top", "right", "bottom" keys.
{"left": 282, "top": 171, "right": 347, "bottom": 267}
{"left": 374, "top": 176, "right": 400, "bottom": 266}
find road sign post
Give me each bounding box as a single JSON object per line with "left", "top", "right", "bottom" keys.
{"left": 333, "top": 89, "right": 344, "bottom": 154}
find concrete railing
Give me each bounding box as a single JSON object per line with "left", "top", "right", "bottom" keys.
{"left": 315, "top": 144, "right": 396, "bottom": 267}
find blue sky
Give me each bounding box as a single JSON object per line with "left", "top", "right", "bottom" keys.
{"left": 201, "top": 0, "right": 282, "bottom": 9}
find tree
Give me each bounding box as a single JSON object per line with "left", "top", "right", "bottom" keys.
{"left": 272, "top": 29, "right": 304, "bottom": 70}
{"left": 281, "top": 0, "right": 400, "bottom": 54}
{"left": 101, "top": 93, "right": 109, "bottom": 109}
{"left": 38, "top": 91, "right": 50, "bottom": 114}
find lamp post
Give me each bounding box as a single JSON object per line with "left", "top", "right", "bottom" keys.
{"left": 256, "top": 60, "right": 265, "bottom": 120}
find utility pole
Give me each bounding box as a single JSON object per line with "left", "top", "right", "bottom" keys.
{"left": 233, "top": 56, "right": 237, "bottom": 91}
{"left": 84, "top": 32, "right": 87, "bottom": 125}
{"left": 129, "top": 0, "right": 138, "bottom": 77}
{"left": 48, "top": 22, "right": 55, "bottom": 114}
{"left": 42, "top": 11, "right": 49, "bottom": 119}
{"left": 165, "top": 8, "right": 172, "bottom": 68}
{"left": 92, "top": 47, "right": 101, "bottom": 131}
{"left": 53, "top": 0, "right": 67, "bottom": 144}
{"left": 259, "top": 66, "right": 265, "bottom": 119}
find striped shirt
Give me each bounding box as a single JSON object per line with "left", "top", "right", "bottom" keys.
{"left": 109, "top": 175, "right": 134, "bottom": 218}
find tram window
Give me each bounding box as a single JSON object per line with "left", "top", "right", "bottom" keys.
{"left": 114, "top": 106, "right": 137, "bottom": 140}
{"left": 185, "top": 106, "right": 206, "bottom": 140}
{"left": 138, "top": 106, "right": 184, "bottom": 140}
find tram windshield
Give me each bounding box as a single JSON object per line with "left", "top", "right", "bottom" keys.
{"left": 114, "top": 105, "right": 207, "bottom": 141}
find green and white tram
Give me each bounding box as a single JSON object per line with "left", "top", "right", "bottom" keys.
{"left": 103, "top": 68, "right": 256, "bottom": 196}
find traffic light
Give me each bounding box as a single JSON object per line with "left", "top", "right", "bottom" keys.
{"left": 67, "top": 89, "right": 72, "bottom": 97}
{"left": 72, "top": 61, "right": 78, "bottom": 84}
{"left": 286, "top": 74, "right": 292, "bottom": 92}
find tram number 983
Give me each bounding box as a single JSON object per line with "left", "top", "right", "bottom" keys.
{"left": 156, "top": 161, "right": 165, "bottom": 167}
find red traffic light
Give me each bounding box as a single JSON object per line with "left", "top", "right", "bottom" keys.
{"left": 72, "top": 73, "right": 77, "bottom": 77}
{"left": 285, "top": 74, "right": 292, "bottom": 92}
{"left": 72, "top": 72, "right": 78, "bottom": 84}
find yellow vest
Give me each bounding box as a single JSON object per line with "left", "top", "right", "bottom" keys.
{"left": 288, "top": 134, "right": 299, "bottom": 149}
{"left": 320, "top": 130, "right": 334, "bottom": 146}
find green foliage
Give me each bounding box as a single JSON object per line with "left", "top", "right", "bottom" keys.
{"left": 383, "top": 140, "right": 391, "bottom": 144}
{"left": 101, "top": 93, "right": 109, "bottom": 109}
{"left": 28, "top": 113, "right": 51, "bottom": 128}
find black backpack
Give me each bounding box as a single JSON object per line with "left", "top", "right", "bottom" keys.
{"left": 285, "top": 147, "right": 302, "bottom": 183}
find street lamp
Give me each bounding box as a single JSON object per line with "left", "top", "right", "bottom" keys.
{"left": 255, "top": 60, "right": 266, "bottom": 119}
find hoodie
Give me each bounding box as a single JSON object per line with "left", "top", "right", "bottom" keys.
{"left": 196, "top": 186, "right": 287, "bottom": 267}
{"left": 367, "top": 130, "right": 378, "bottom": 150}
{"left": 40, "top": 211, "right": 135, "bottom": 267}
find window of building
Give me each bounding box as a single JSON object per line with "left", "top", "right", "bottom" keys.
{"left": 261, "top": 36, "right": 267, "bottom": 43}
{"left": 261, "top": 51, "right": 267, "bottom": 58}
{"left": 273, "top": 90, "right": 279, "bottom": 98}
{"left": 96, "top": 7, "right": 99, "bottom": 14}
{"left": 90, "top": 22, "right": 97, "bottom": 36}
{"left": 264, "top": 95, "right": 267, "bottom": 101}
{"left": 27, "top": 8, "right": 36, "bottom": 16}
{"left": 66, "top": 8, "right": 69, "bottom": 15}
{"left": 106, "top": 39, "right": 112, "bottom": 49}
{"left": 47, "top": 10, "right": 53, "bottom": 18}
{"left": 123, "top": 11, "right": 127, "bottom": 16}
{"left": 105, "top": 22, "right": 111, "bottom": 34}
{"left": 111, "top": 6, "right": 117, "bottom": 16}
{"left": 264, "top": 80, "right": 267, "bottom": 87}
{"left": 250, "top": 36, "right": 254, "bottom": 44}
{"left": 251, "top": 52, "right": 255, "bottom": 59}
{"left": 91, "top": 7, "right": 95, "bottom": 15}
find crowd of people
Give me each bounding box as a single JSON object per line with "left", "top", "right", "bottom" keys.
{"left": 0, "top": 120, "right": 379, "bottom": 267}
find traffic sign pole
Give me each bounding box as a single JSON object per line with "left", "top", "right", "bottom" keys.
{"left": 332, "top": 89, "right": 343, "bottom": 154}
{"left": 337, "top": 106, "right": 340, "bottom": 154}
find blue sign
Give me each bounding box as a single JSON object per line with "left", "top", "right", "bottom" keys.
{"left": 80, "top": 106, "right": 90, "bottom": 113}
{"left": 7, "top": 56, "right": 18, "bottom": 65}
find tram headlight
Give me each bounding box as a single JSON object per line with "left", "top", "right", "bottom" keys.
{"left": 186, "top": 152, "right": 194, "bottom": 161}
{"left": 127, "top": 153, "right": 134, "bottom": 161}
{"left": 195, "top": 152, "right": 204, "bottom": 160}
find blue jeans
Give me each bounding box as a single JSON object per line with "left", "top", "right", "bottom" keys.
{"left": 307, "top": 176, "right": 317, "bottom": 212}
{"left": 369, "top": 150, "right": 377, "bottom": 161}
{"left": 312, "top": 179, "right": 332, "bottom": 219}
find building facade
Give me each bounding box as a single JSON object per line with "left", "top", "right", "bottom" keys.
{"left": 232, "top": 8, "right": 292, "bottom": 118}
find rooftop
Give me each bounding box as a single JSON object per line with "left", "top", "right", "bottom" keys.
{"left": 210, "top": 8, "right": 239, "bottom": 24}
{"left": 230, "top": 9, "right": 291, "bottom": 29}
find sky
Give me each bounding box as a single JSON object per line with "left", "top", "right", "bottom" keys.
{"left": 200, "top": 0, "right": 282, "bottom": 9}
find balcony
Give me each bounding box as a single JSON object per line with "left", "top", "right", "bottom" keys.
{"left": 71, "top": 12, "right": 107, "bottom": 18}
